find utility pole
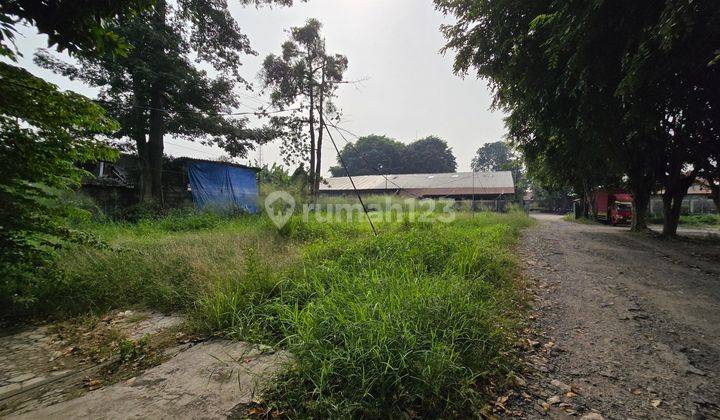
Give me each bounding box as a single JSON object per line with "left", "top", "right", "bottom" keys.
{"left": 472, "top": 170, "right": 476, "bottom": 216}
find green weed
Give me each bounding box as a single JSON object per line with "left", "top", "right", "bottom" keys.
{"left": 5, "top": 207, "right": 532, "bottom": 417}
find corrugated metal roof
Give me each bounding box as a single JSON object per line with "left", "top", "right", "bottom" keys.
{"left": 174, "top": 157, "right": 260, "bottom": 172}
{"left": 320, "top": 171, "right": 515, "bottom": 195}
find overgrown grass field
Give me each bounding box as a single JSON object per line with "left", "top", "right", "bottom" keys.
{"left": 8, "top": 208, "right": 533, "bottom": 416}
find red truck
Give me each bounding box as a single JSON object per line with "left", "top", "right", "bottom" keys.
{"left": 594, "top": 191, "right": 633, "bottom": 225}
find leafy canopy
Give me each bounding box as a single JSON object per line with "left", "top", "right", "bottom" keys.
{"left": 329, "top": 135, "right": 457, "bottom": 176}
{"left": 0, "top": 63, "right": 118, "bottom": 309}
{"left": 471, "top": 141, "right": 512, "bottom": 172}
{"left": 0, "top": 0, "right": 152, "bottom": 59}
{"left": 262, "top": 18, "right": 348, "bottom": 174}
{"left": 36, "top": 0, "right": 272, "bottom": 158}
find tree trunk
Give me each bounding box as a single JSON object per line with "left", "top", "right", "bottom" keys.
{"left": 147, "top": 0, "right": 167, "bottom": 204}
{"left": 661, "top": 172, "right": 695, "bottom": 237}
{"left": 628, "top": 175, "right": 653, "bottom": 231}
{"left": 581, "top": 183, "right": 591, "bottom": 219}
{"left": 661, "top": 192, "right": 681, "bottom": 237}
{"left": 308, "top": 83, "right": 316, "bottom": 198}
{"left": 314, "top": 68, "right": 325, "bottom": 198}
{"left": 131, "top": 78, "right": 152, "bottom": 202}
{"left": 148, "top": 82, "right": 165, "bottom": 203}
{"left": 659, "top": 144, "right": 696, "bottom": 237}
{"left": 709, "top": 181, "right": 720, "bottom": 215}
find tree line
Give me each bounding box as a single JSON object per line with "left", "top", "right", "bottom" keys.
{"left": 437, "top": 0, "right": 720, "bottom": 237}
{"left": 328, "top": 134, "right": 457, "bottom": 176}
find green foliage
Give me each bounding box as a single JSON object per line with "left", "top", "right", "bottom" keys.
{"left": 471, "top": 141, "right": 529, "bottom": 200}
{"left": 1, "top": 212, "right": 278, "bottom": 319}
{"left": 404, "top": 135, "right": 458, "bottom": 173}
{"left": 472, "top": 141, "right": 512, "bottom": 172}
{"left": 36, "top": 0, "right": 294, "bottom": 201}
{"left": 329, "top": 134, "right": 406, "bottom": 176}
{"left": 329, "top": 134, "right": 458, "bottom": 176}
{"left": 0, "top": 62, "right": 118, "bottom": 315}
{"left": 193, "top": 212, "right": 531, "bottom": 417}
{"left": 436, "top": 0, "right": 720, "bottom": 232}
{"left": 648, "top": 213, "right": 720, "bottom": 228}
{"left": 0, "top": 0, "right": 151, "bottom": 59}
{"left": 680, "top": 214, "right": 720, "bottom": 228}
{"left": 262, "top": 18, "right": 348, "bottom": 194}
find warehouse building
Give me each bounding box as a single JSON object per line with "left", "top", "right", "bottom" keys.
{"left": 319, "top": 171, "right": 515, "bottom": 200}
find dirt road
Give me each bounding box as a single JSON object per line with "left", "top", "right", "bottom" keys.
{"left": 512, "top": 214, "right": 720, "bottom": 419}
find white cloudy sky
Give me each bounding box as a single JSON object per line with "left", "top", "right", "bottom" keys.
{"left": 8, "top": 0, "right": 506, "bottom": 175}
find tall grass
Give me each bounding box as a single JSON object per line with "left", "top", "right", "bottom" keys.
{"left": 3, "top": 212, "right": 293, "bottom": 319}
{"left": 7, "top": 207, "right": 532, "bottom": 416}
{"left": 193, "top": 211, "right": 532, "bottom": 416}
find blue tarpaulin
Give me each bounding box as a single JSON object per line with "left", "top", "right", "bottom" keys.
{"left": 186, "top": 161, "right": 259, "bottom": 213}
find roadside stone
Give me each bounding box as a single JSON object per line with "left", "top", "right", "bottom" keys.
{"left": 510, "top": 374, "right": 527, "bottom": 387}
{"left": 547, "top": 395, "right": 561, "bottom": 405}
{"left": 685, "top": 366, "right": 706, "bottom": 376}
{"left": 49, "top": 370, "right": 72, "bottom": 377}
{"left": 22, "top": 376, "right": 46, "bottom": 387}
{"left": 8, "top": 373, "right": 34, "bottom": 383}
{"left": 580, "top": 413, "right": 604, "bottom": 420}
{"left": 550, "top": 379, "right": 572, "bottom": 393}
{"left": 0, "top": 383, "right": 22, "bottom": 396}
{"left": 597, "top": 370, "right": 618, "bottom": 380}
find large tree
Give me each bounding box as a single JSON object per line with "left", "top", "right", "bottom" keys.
{"left": 1, "top": 0, "right": 150, "bottom": 59}
{"left": 262, "top": 19, "right": 348, "bottom": 197}
{"left": 328, "top": 135, "right": 406, "bottom": 176}
{"left": 436, "top": 0, "right": 720, "bottom": 235}
{"left": 38, "top": 0, "right": 294, "bottom": 203}
{"left": 329, "top": 135, "right": 458, "bottom": 176}
{"left": 1, "top": 1, "right": 148, "bottom": 311}
{"left": 471, "top": 141, "right": 512, "bottom": 172}
{"left": 472, "top": 141, "right": 531, "bottom": 202}
{"left": 404, "top": 136, "right": 457, "bottom": 174}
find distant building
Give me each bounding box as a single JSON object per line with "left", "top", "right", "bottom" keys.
{"left": 320, "top": 171, "right": 515, "bottom": 200}
{"left": 650, "top": 182, "right": 717, "bottom": 215}
{"left": 175, "top": 158, "right": 260, "bottom": 213}
{"left": 81, "top": 155, "right": 260, "bottom": 214}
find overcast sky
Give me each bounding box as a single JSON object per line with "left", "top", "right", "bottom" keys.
{"left": 9, "top": 0, "right": 506, "bottom": 175}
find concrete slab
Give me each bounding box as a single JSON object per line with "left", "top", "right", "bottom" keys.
{"left": 10, "top": 340, "right": 290, "bottom": 419}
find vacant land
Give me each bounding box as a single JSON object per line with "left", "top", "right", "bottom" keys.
{"left": 509, "top": 214, "right": 720, "bottom": 418}
{"left": 3, "top": 210, "right": 533, "bottom": 417}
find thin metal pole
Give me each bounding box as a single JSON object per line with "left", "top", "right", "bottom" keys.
{"left": 323, "top": 122, "right": 378, "bottom": 236}
{"left": 472, "top": 171, "right": 476, "bottom": 216}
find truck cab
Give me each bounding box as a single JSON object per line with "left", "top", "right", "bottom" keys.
{"left": 593, "top": 191, "right": 633, "bottom": 225}
{"left": 609, "top": 201, "right": 633, "bottom": 225}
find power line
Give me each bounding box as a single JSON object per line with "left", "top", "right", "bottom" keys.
{"left": 165, "top": 139, "right": 222, "bottom": 155}
{"left": 327, "top": 122, "right": 489, "bottom": 199}
{"left": 326, "top": 123, "right": 424, "bottom": 200}
{"left": 326, "top": 122, "right": 511, "bottom": 212}
{"left": 323, "top": 121, "right": 378, "bottom": 236}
